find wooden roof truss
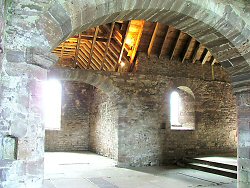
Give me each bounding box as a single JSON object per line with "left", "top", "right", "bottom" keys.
{"left": 53, "top": 20, "right": 220, "bottom": 72}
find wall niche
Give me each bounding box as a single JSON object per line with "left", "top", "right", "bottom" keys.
{"left": 1, "top": 135, "right": 18, "bottom": 160}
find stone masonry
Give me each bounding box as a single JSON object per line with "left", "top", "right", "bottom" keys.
{"left": 45, "top": 82, "right": 94, "bottom": 151}
{"left": 1, "top": 0, "right": 250, "bottom": 187}
{"left": 45, "top": 81, "right": 119, "bottom": 160}
{"left": 89, "top": 89, "right": 119, "bottom": 160}
{"left": 51, "top": 53, "right": 237, "bottom": 168}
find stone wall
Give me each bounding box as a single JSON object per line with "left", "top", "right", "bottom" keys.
{"left": 236, "top": 92, "right": 250, "bottom": 187}
{"left": 117, "top": 53, "right": 237, "bottom": 166}
{"left": 89, "top": 89, "right": 119, "bottom": 160}
{"left": 0, "top": 64, "right": 47, "bottom": 187}
{"left": 44, "top": 81, "right": 119, "bottom": 160}
{"left": 45, "top": 81, "right": 94, "bottom": 151}
{"left": 50, "top": 54, "right": 237, "bottom": 167}
{"left": 0, "top": 0, "right": 4, "bottom": 71}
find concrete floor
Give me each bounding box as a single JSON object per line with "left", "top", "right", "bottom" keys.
{"left": 43, "top": 152, "right": 237, "bottom": 188}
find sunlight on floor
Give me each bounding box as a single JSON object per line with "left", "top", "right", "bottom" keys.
{"left": 43, "top": 152, "right": 237, "bottom": 188}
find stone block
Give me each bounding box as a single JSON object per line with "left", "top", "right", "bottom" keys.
{"left": 1, "top": 136, "right": 18, "bottom": 160}
{"left": 6, "top": 50, "right": 25, "bottom": 63}
{"left": 36, "top": 12, "right": 63, "bottom": 49}
{"left": 48, "top": 1, "right": 72, "bottom": 38}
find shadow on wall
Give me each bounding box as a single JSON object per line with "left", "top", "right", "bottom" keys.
{"left": 45, "top": 81, "right": 119, "bottom": 161}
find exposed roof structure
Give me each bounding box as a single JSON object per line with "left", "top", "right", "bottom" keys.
{"left": 53, "top": 20, "right": 219, "bottom": 72}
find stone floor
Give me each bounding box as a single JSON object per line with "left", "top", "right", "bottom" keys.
{"left": 43, "top": 152, "right": 237, "bottom": 188}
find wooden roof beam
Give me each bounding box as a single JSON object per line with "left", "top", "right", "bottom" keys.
{"left": 201, "top": 50, "right": 210, "bottom": 65}
{"left": 85, "top": 41, "right": 102, "bottom": 69}
{"left": 60, "top": 42, "right": 65, "bottom": 58}
{"left": 101, "top": 22, "right": 115, "bottom": 70}
{"left": 148, "top": 22, "right": 159, "bottom": 57}
{"left": 115, "top": 21, "right": 131, "bottom": 71}
{"left": 87, "top": 26, "right": 99, "bottom": 69}
{"left": 82, "top": 43, "right": 100, "bottom": 70}
{"left": 211, "top": 58, "right": 217, "bottom": 65}
{"left": 102, "top": 24, "right": 131, "bottom": 52}
{"left": 170, "top": 30, "right": 181, "bottom": 60}
{"left": 79, "top": 48, "right": 98, "bottom": 70}
{"left": 159, "top": 26, "right": 170, "bottom": 58}
{"left": 181, "top": 36, "right": 193, "bottom": 63}
{"left": 97, "top": 42, "right": 115, "bottom": 70}
{"left": 76, "top": 51, "right": 87, "bottom": 69}
{"left": 74, "top": 33, "right": 82, "bottom": 68}
{"left": 192, "top": 42, "right": 201, "bottom": 64}
{"left": 129, "top": 20, "right": 145, "bottom": 71}
{"left": 71, "top": 35, "right": 109, "bottom": 42}
{"left": 92, "top": 42, "right": 109, "bottom": 69}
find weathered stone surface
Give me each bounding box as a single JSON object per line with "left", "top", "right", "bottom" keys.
{"left": 45, "top": 82, "right": 94, "bottom": 151}
{"left": 50, "top": 54, "right": 237, "bottom": 168}
{"left": 2, "top": 136, "right": 17, "bottom": 160}
{"left": 5, "top": 50, "right": 25, "bottom": 63}
{"left": 1, "top": 0, "right": 250, "bottom": 187}
{"left": 89, "top": 89, "right": 119, "bottom": 160}
{"left": 236, "top": 92, "right": 250, "bottom": 187}
{"left": 26, "top": 48, "right": 58, "bottom": 68}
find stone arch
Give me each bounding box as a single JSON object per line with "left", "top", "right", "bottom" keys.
{"left": 168, "top": 82, "right": 196, "bottom": 130}
{"left": 48, "top": 69, "right": 121, "bottom": 98}
{"left": 2, "top": 1, "right": 249, "bottom": 187}
{"left": 177, "top": 86, "right": 195, "bottom": 99}
{"left": 36, "top": 0, "right": 250, "bottom": 92}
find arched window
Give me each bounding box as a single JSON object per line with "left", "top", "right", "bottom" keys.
{"left": 170, "top": 87, "right": 195, "bottom": 130}
{"left": 42, "top": 79, "right": 62, "bottom": 130}
{"left": 170, "top": 91, "right": 181, "bottom": 126}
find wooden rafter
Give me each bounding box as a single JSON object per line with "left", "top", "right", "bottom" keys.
{"left": 76, "top": 51, "right": 87, "bottom": 69}
{"left": 87, "top": 26, "right": 99, "bottom": 69}
{"left": 201, "top": 50, "right": 210, "bottom": 65}
{"left": 148, "top": 22, "right": 159, "bottom": 57}
{"left": 102, "top": 24, "right": 131, "bottom": 53}
{"left": 101, "top": 22, "right": 115, "bottom": 70}
{"left": 91, "top": 42, "right": 107, "bottom": 68}
{"left": 115, "top": 21, "right": 131, "bottom": 71}
{"left": 170, "top": 30, "right": 181, "bottom": 60}
{"left": 159, "top": 26, "right": 170, "bottom": 58}
{"left": 99, "top": 42, "right": 117, "bottom": 68}
{"left": 200, "top": 48, "right": 208, "bottom": 64}
{"left": 78, "top": 49, "right": 88, "bottom": 65}
{"left": 211, "top": 58, "right": 217, "bottom": 65}
{"left": 74, "top": 33, "right": 82, "bottom": 68}
{"left": 96, "top": 42, "right": 113, "bottom": 70}
{"left": 85, "top": 41, "right": 102, "bottom": 69}
{"left": 129, "top": 20, "right": 145, "bottom": 71}
{"left": 82, "top": 43, "right": 99, "bottom": 70}
{"left": 60, "top": 42, "right": 65, "bottom": 58}
{"left": 181, "top": 37, "right": 192, "bottom": 63}
{"left": 71, "top": 35, "right": 108, "bottom": 42}
{"left": 53, "top": 20, "right": 220, "bottom": 71}
{"left": 192, "top": 42, "right": 201, "bottom": 64}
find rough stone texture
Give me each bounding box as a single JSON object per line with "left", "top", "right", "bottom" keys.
{"left": 135, "top": 54, "right": 231, "bottom": 82}
{"left": 89, "top": 89, "right": 119, "bottom": 160}
{"left": 2, "top": 136, "right": 17, "bottom": 160}
{"left": 45, "top": 81, "right": 119, "bottom": 160}
{"left": 1, "top": 0, "right": 250, "bottom": 187}
{"left": 236, "top": 92, "right": 250, "bottom": 188}
{"left": 45, "top": 82, "right": 94, "bottom": 152}
{"left": 50, "top": 53, "right": 237, "bottom": 168}
{"left": 0, "top": 0, "right": 4, "bottom": 71}
{"left": 116, "top": 54, "right": 237, "bottom": 166}
{"left": 0, "top": 58, "right": 47, "bottom": 188}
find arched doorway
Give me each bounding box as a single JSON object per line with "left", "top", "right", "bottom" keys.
{"left": 1, "top": 1, "right": 250, "bottom": 187}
